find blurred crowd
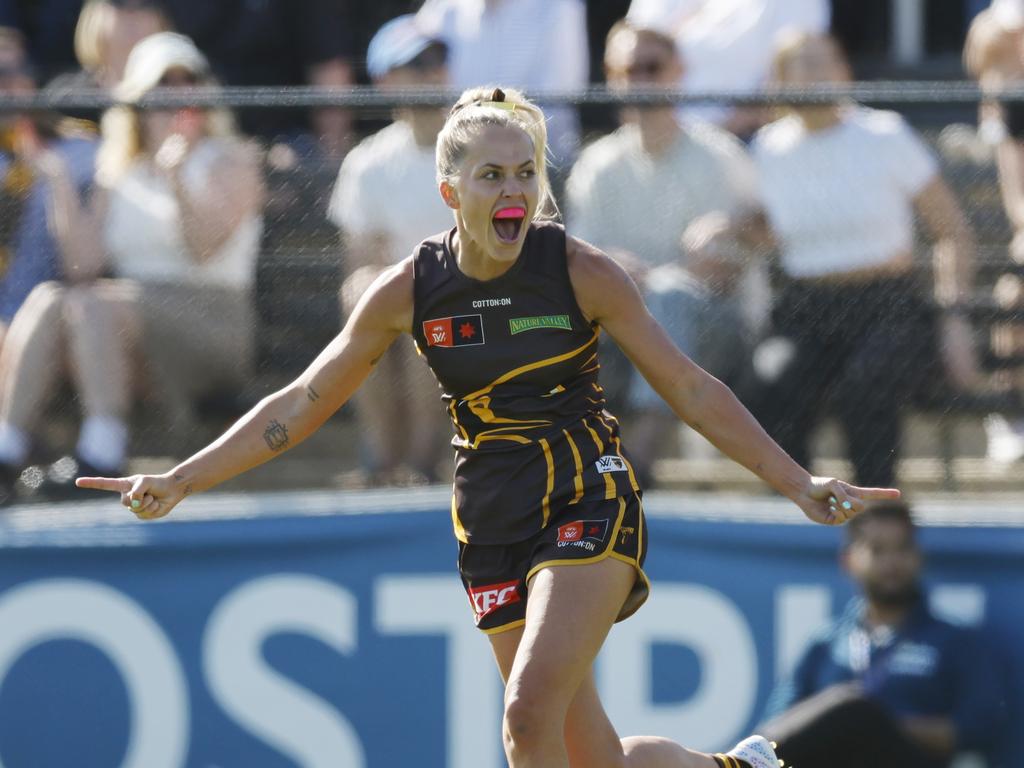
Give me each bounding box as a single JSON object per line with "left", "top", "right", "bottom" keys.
{"left": 0, "top": 0, "right": 1020, "bottom": 502}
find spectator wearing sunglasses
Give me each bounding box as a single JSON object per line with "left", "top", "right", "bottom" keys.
{"left": 565, "top": 20, "right": 767, "bottom": 486}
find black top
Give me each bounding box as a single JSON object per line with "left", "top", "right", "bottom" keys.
{"left": 412, "top": 221, "right": 640, "bottom": 544}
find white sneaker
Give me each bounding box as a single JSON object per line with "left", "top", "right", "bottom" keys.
{"left": 726, "top": 735, "right": 783, "bottom": 768}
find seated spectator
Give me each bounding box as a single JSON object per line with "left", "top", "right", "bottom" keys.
{"left": 627, "top": 0, "right": 830, "bottom": 137}
{"left": 761, "top": 501, "right": 1010, "bottom": 768}
{"left": 749, "top": 31, "right": 980, "bottom": 488}
{"left": 0, "top": 31, "right": 263, "bottom": 502}
{"left": 416, "top": 0, "right": 588, "bottom": 173}
{"left": 565, "top": 20, "right": 767, "bottom": 484}
{"left": 625, "top": 214, "right": 759, "bottom": 483}
{"left": 0, "top": 41, "right": 98, "bottom": 354}
{"left": 161, "top": 0, "right": 356, "bottom": 162}
{"left": 964, "top": 3, "right": 1024, "bottom": 464}
{"left": 326, "top": 14, "right": 451, "bottom": 485}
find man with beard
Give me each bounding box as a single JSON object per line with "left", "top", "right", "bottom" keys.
{"left": 760, "top": 502, "right": 1009, "bottom": 768}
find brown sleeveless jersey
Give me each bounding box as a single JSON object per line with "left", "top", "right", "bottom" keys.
{"left": 412, "top": 221, "right": 640, "bottom": 544}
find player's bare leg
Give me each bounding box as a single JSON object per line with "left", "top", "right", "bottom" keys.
{"left": 487, "top": 557, "right": 719, "bottom": 768}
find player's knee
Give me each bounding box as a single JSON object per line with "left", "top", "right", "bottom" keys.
{"left": 503, "top": 692, "right": 560, "bottom": 754}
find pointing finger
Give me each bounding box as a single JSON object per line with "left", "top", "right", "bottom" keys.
{"left": 851, "top": 486, "right": 902, "bottom": 501}
{"left": 76, "top": 476, "right": 132, "bottom": 493}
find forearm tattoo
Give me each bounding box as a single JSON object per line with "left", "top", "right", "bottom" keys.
{"left": 174, "top": 473, "right": 193, "bottom": 496}
{"left": 263, "top": 419, "right": 290, "bottom": 451}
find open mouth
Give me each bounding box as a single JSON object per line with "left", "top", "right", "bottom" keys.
{"left": 492, "top": 206, "right": 527, "bottom": 244}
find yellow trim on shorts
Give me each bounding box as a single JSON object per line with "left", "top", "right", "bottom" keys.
{"left": 524, "top": 496, "right": 627, "bottom": 585}
{"left": 481, "top": 618, "right": 527, "bottom": 636}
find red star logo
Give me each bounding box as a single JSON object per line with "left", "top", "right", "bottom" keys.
{"left": 459, "top": 322, "right": 476, "bottom": 339}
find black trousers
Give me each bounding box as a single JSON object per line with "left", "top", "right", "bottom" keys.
{"left": 753, "top": 277, "right": 940, "bottom": 487}
{"left": 761, "top": 684, "right": 947, "bottom": 768}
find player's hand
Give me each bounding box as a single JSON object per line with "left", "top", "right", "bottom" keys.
{"left": 795, "top": 476, "right": 901, "bottom": 526}
{"left": 75, "top": 472, "right": 187, "bottom": 520}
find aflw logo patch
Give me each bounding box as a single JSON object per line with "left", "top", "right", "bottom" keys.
{"left": 508, "top": 314, "right": 572, "bottom": 334}
{"left": 423, "top": 314, "right": 485, "bottom": 347}
{"left": 595, "top": 455, "right": 627, "bottom": 474}
{"left": 557, "top": 519, "right": 609, "bottom": 552}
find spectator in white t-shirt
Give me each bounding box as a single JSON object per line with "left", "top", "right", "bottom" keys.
{"left": 626, "top": 0, "right": 830, "bottom": 136}
{"left": 566, "top": 20, "right": 767, "bottom": 485}
{"left": 415, "top": 0, "right": 588, "bottom": 171}
{"left": 748, "top": 31, "right": 979, "bottom": 487}
{"left": 326, "top": 14, "right": 451, "bottom": 485}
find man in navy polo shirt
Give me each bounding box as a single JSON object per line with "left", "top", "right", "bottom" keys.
{"left": 762, "top": 502, "right": 1010, "bottom": 768}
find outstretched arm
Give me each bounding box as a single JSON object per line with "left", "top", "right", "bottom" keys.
{"left": 567, "top": 236, "right": 899, "bottom": 524}
{"left": 77, "top": 258, "right": 415, "bottom": 518}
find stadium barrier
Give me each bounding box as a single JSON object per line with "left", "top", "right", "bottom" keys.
{"left": 0, "top": 490, "right": 1021, "bottom": 768}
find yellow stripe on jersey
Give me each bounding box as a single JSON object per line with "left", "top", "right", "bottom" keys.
{"left": 462, "top": 331, "right": 599, "bottom": 402}
{"left": 539, "top": 437, "right": 555, "bottom": 527}
{"left": 582, "top": 415, "right": 616, "bottom": 499}
{"left": 597, "top": 412, "right": 641, "bottom": 492}
{"left": 451, "top": 495, "right": 468, "bottom": 542}
{"left": 563, "top": 428, "right": 585, "bottom": 504}
{"left": 467, "top": 393, "right": 552, "bottom": 428}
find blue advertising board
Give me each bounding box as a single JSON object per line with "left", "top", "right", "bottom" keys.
{"left": 0, "top": 489, "right": 1021, "bottom": 768}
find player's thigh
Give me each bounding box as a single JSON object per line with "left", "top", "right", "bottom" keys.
{"left": 506, "top": 557, "right": 635, "bottom": 712}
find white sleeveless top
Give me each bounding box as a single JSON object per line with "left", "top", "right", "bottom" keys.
{"left": 104, "top": 137, "right": 261, "bottom": 289}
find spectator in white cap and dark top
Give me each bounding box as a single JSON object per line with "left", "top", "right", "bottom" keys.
{"left": 0, "top": 31, "right": 264, "bottom": 503}
{"left": 326, "top": 14, "right": 451, "bottom": 485}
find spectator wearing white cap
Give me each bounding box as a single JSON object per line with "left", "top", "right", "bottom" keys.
{"left": 326, "top": 15, "right": 451, "bottom": 485}
{"left": 0, "top": 31, "right": 265, "bottom": 502}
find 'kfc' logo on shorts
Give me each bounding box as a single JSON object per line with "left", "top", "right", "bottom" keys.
{"left": 468, "top": 580, "right": 520, "bottom": 622}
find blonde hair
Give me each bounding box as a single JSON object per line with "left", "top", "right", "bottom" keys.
{"left": 964, "top": 8, "right": 1024, "bottom": 83}
{"left": 436, "top": 86, "right": 558, "bottom": 220}
{"left": 97, "top": 103, "right": 237, "bottom": 187}
{"left": 769, "top": 29, "right": 850, "bottom": 84}
{"left": 74, "top": 0, "right": 171, "bottom": 75}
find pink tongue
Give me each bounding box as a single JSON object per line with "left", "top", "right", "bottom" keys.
{"left": 495, "top": 207, "right": 526, "bottom": 220}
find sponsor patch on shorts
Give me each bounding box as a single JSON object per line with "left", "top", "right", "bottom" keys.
{"left": 468, "top": 579, "right": 520, "bottom": 622}
{"left": 556, "top": 519, "right": 609, "bottom": 552}
{"left": 595, "top": 455, "right": 627, "bottom": 474}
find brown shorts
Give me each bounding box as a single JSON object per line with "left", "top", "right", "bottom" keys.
{"left": 457, "top": 492, "right": 650, "bottom": 634}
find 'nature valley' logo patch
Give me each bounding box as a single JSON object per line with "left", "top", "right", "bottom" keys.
{"left": 508, "top": 314, "right": 572, "bottom": 335}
